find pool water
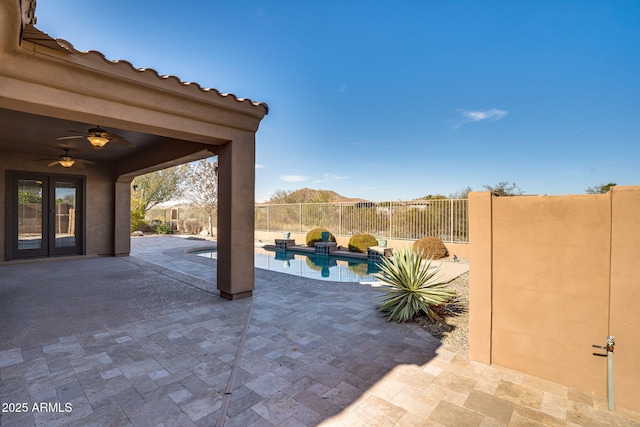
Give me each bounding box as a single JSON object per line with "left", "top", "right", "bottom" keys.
{"left": 197, "top": 249, "right": 382, "bottom": 283}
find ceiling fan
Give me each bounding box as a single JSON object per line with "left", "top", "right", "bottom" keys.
{"left": 57, "top": 125, "right": 135, "bottom": 150}
{"left": 47, "top": 149, "right": 96, "bottom": 168}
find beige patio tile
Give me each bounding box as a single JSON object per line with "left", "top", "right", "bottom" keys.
{"left": 434, "top": 347, "right": 457, "bottom": 362}
{"left": 540, "top": 392, "right": 571, "bottom": 420}
{"left": 523, "top": 375, "right": 569, "bottom": 399}
{"left": 450, "top": 354, "right": 472, "bottom": 369}
{"left": 474, "top": 379, "right": 501, "bottom": 395}
{"left": 508, "top": 412, "right": 553, "bottom": 427}
{"left": 421, "top": 362, "right": 444, "bottom": 377}
{"left": 567, "top": 401, "right": 640, "bottom": 427}
{"left": 464, "top": 389, "right": 515, "bottom": 424}
{"left": 499, "top": 368, "right": 525, "bottom": 385}
{"left": 396, "top": 411, "right": 444, "bottom": 426}
{"left": 494, "top": 379, "right": 544, "bottom": 409}
{"left": 421, "top": 383, "right": 451, "bottom": 407}
{"left": 433, "top": 370, "right": 478, "bottom": 395}
{"left": 429, "top": 400, "right": 484, "bottom": 427}
{"left": 348, "top": 395, "right": 406, "bottom": 426}
{"left": 479, "top": 416, "right": 509, "bottom": 427}
{"left": 366, "top": 377, "right": 406, "bottom": 401}
{"left": 389, "top": 364, "right": 437, "bottom": 390}
{"left": 390, "top": 386, "right": 438, "bottom": 418}
{"left": 513, "top": 405, "right": 566, "bottom": 426}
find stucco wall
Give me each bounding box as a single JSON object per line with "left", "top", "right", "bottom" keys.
{"left": 469, "top": 187, "right": 640, "bottom": 412}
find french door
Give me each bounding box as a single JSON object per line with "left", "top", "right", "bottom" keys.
{"left": 8, "top": 173, "right": 85, "bottom": 260}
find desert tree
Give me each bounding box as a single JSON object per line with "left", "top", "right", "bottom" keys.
{"left": 131, "top": 166, "right": 184, "bottom": 230}
{"left": 585, "top": 182, "right": 616, "bottom": 194}
{"left": 483, "top": 181, "right": 524, "bottom": 196}
{"left": 449, "top": 186, "right": 473, "bottom": 199}
{"left": 182, "top": 159, "right": 218, "bottom": 236}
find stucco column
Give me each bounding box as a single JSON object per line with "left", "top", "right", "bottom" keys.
{"left": 114, "top": 177, "right": 133, "bottom": 256}
{"left": 216, "top": 134, "right": 255, "bottom": 299}
{"left": 468, "top": 191, "right": 493, "bottom": 364}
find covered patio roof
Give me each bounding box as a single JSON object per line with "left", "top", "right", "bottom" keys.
{"left": 0, "top": 0, "right": 268, "bottom": 299}
{"left": 2, "top": 0, "right": 267, "bottom": 176}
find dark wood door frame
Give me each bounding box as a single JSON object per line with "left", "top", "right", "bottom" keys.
{"left": 5, "top": 171, "right": 86, "bottom": 260}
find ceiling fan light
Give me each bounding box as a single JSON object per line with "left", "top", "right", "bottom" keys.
{"left": 59, "top": 158, "right": 75, "bottom": 168}
{"left": 87, "top": 135, "right": 109, "bottom": 148}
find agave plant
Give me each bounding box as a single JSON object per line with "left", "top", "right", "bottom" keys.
{"left": 375, "top": 247, "right": 455, "bottom": 322}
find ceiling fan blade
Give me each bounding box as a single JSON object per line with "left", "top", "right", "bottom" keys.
{"left": 47, "top": 161, "right": 59, "bottom": 167}
{"left": 56, "top": 135, "right": 84, "bottom": 141}
{"left": 106, "top": 132, "right": 135, "bottom": 147}
{"left": 75, "top": 159, "right": 96, "bottom": 165}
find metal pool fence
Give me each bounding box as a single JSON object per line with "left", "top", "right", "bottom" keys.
{"left": 255, "top": 199, "right": 468, "bottom": 243}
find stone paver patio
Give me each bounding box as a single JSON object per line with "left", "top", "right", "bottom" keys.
{"left": 1, "top": 236, "right": 639, "bottom": 426}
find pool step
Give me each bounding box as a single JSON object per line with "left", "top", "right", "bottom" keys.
{"left": 275, "top": 239, "right": 296, "bottom": 250}
{"left": 367, "top": 246, "right": 393, "bottom": 262}
{"left": 314, "top": 242, "right": 337, "bottom": 256}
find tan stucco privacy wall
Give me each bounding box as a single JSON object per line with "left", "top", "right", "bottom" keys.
{"left": 469, "top": 187, "right": 640, "bottom": 412}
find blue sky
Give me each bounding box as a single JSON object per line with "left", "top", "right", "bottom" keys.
{"left": 35, "top": 1, "right": 639, "bottom": 201}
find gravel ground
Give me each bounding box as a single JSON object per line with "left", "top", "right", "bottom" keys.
{"left": 414, "top": 267, "right": 469, "bottom": 350}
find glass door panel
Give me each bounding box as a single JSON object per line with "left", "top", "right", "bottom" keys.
{"left": 9, "top": 173, "right": 84, "bottom": 260}
{"left": 17, "top": 179, "right": 44, "bottom": 251}
{"left": 54, "top": 182, "right": 77, "bottom": 248}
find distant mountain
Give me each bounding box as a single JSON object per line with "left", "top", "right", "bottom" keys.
{"left": 265, "top": 188, "right": 369, "bottom": 204}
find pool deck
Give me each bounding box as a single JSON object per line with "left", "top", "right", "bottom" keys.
{"left": 1, "top": 235, "right": 639, "bottom": 426}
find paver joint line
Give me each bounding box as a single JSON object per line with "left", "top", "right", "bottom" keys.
{"left": 216, "top": 296, "right": 255, "bottom": 427}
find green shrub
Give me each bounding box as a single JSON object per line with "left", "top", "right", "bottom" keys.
{"left": 413, "top": 236, "right": 448, "bottom": 259}
{"left": 348, "top": 233, "right": 378, "bottom": 253}
{"left": 305, "top": 227, "right": 335, "bottom": 247}
{"left": 130, "top": 207, "right": 148, "bottom": 232}
{"left": 375, "top": 247, "right": 455, "bottom": 322}
{"left": 154, "top": 223, "right": 173, "bottom": 234}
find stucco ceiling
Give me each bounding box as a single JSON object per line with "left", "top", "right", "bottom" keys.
{"left": 0, "top": 107, "right": 170, "bottom": 165}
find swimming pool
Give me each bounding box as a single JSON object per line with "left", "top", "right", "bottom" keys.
{"left": 196, "top": 248, "right": 381, "bottom": 283}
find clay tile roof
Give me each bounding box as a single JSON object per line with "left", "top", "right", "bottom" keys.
{"left": 21, "top": 24, "right": 268, "bottom": 114}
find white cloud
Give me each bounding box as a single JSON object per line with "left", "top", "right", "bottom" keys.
{"left": 314, "top": 173, "right": 349, "bottom": 183}
{"left": 280, "top": 175, "right": 308, "bottom": 182}
{"left": 255, "top": 163, "right": 266, "bottom": 169}
{"left": 456, "top": 108, "right": 508, "bottom": 128}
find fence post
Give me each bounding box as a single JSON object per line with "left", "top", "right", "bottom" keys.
{"left": 450, "top": 198, "right": 454, "bottom": 243}
{"left": 389, "top": 203, "right": 393, "bottom": 240}
{"left": 267, "top": 205, "right": 270, "bottom": 231}
{"left": 299, "top": 203, "right": 302, "bottom": 233}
